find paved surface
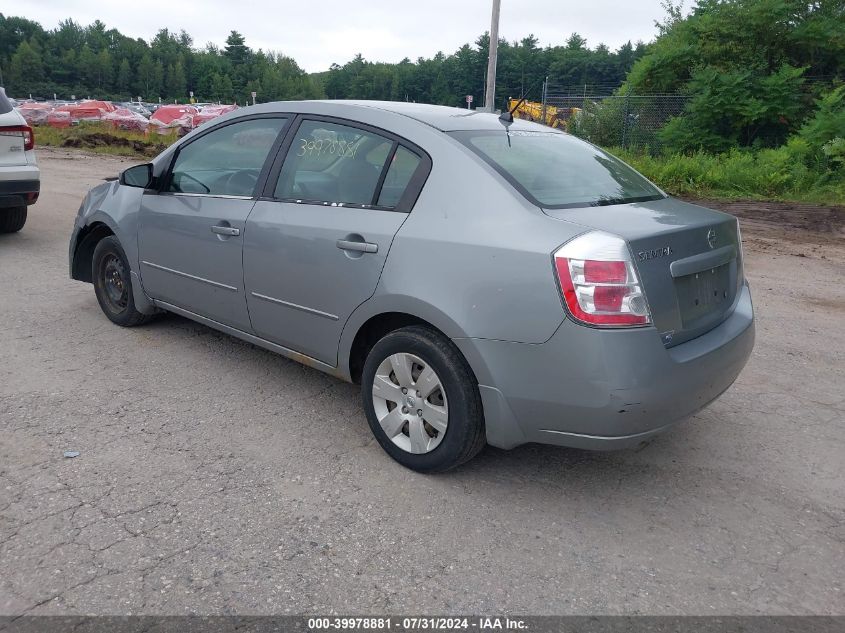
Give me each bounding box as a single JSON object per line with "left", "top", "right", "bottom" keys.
{"left": 1, "top": 149, "right": 843, "bottom": 615}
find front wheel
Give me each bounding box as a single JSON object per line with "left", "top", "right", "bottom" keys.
{"left": 361, "top": 326, "right": 485, "bottom": 472}
{"left": 92, "top": 236, "right": 152, "bottom": 327}
{"left": 0, "top": 207, "right": 27, "bottom": 233}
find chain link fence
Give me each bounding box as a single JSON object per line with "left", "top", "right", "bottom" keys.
{"left": 534, "top": 84, "right": 690, "bottom": 152}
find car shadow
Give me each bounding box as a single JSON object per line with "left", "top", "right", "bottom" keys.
{"left": 139, "top": 310, "right": 705, "bottom": 493}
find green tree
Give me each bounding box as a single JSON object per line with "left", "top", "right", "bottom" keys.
{"left": 135, "top": 52, "right": 162, "bottom": 99}
{"left": 76, "top": 44, "right": 97, "bottom": 91}
{"left": 116, "top": 58, "right": 132, "bottom": 95}
{"left": 799, "top": 87, "right": 845, "bottom": 148}
{"left": 0, "top": 14, "right": 46, "bottom": 64}
{"left": 52, "top": 48, "right": 78, "bottom": 89}
{"left": 84, "top": 19, "right": 109, "bottom": 52}
{"left": 565, "top": 33, "right": 587, "bottom": 50}
{"left": 224, "top": 31, "right": 248, "bottom": 66}
{"left": 211, "top": 72, "right": 234, "bottom": 102}
{"left": 95, "top": 48, "right": 112, "bottom": 90}
{"left": 8, "top": 39, "right": 45, "bottom": 94}
{"left": 166, "top": 59, "right": 187, "bottom": 99}
{"left": 51, "top": 19, "right": 84, "bottom": 55}
{"left": 626, "top": 0, "right": 844, "bottom": 151}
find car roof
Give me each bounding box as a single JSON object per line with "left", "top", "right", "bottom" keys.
{"left": 307, "top": 100, "right": 548, "bottom": 133}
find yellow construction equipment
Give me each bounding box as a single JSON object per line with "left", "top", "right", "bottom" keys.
{"left": 508, "top": 98, "right": 581, "bottom": 131}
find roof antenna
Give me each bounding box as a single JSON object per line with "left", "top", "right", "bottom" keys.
{"left": 499, "top": 78, "right": 543, "bottom": 124}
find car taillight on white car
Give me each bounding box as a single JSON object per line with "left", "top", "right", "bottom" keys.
{"left": 553, "top": 231, "right": 651, "bottom": 327}
{"left": 0, "top": 125, "right": 34, "bottom": 151}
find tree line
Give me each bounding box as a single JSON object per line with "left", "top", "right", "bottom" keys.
{"left": 0, "top": 16, "right": 321, "bottom": 103}
{"left": 0, "top": 13, "right": 644, "bottom": 105}
{"left": 621, "top": 0, "right": 845, "bottom": 153}
{"left": 319, "top": 34, "right": 648, "bottom": 107}
{"left": 1, "top": 1, "right": 842, "bottom": 159}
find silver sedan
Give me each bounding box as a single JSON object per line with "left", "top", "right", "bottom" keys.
{"left": 69, "top": 101, "right": 754, "bottom": 472}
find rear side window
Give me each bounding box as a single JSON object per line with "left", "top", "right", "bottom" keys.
{"left": 167, "top": 117, "right": 287, "bottom": 196}
{"left": 274, "top": 120, "right": 395, "bottom": 207}
{"left": 0, "top": 88, "right": 13, "bottom": 115}
{"left": 378, "top": 146, "right": 422, "bottom": 208}
{"left": 452, "top": 130, "right": 664, "bottom": 209}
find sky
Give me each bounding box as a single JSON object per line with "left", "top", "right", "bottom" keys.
{"left": 17, "top": 0, "right": 669, "bottom": 73}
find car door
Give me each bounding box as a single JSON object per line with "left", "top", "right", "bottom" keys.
{"left": 137, "top": 116, "right": 288, "bottom": 331}
{"left": 243, "top": 116, "right": 430, "bottom": 365}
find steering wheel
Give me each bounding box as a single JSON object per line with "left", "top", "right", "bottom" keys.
{"left": 222, "top": 170, "right": 259, "bottom": 196}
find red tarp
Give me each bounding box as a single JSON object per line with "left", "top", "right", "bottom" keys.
{"left": 150, "top": 104, "right": 198, "bottom": 135}
{"left": 57, "top": 100, "right": 116, "bottom": 122}
{"left": 193, "top": 104, "right": 238, "bottom": 127}
{"left": 102, "top": 107, "right": 149, "bottom": 132}
{"left": 150, "top": 104, "right": 198, "bottom": 125}
{"left": 80, "top": 100, "right": 115, "bottom": 112}
{"left": 17, "top": 102, "right": 53, "bottom": 126}
{"left": 46, "top": 110, "right": 72, "bottom": 128}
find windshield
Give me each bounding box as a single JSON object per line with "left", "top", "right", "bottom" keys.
{"left": 452, "top": 129, "right": 664, "bottom": 209}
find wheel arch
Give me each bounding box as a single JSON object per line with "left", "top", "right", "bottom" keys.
{"left": 340, "top": 296, "right": 471, "bottom": 385}
{"left": 71, "top": 214, "right": 156, "bottom": 315}
{"left": 71, "top": 221, "right": 116, "bottom": 282}
{"left": 340, "top": 297, "right": 526, "bottom": 451}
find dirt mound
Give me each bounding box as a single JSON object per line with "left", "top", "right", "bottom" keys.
{"left": 60, "top": 132, "right": 167, "bottom": 157}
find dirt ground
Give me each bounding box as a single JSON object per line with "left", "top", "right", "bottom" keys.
{"left": 0, "top": 148, "right": 843, "bottom": 615}
{"left": 684, "top": 197, "right": 845, "bottom": 261}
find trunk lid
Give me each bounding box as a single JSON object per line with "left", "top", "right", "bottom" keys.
{"left": 0, "top": 110, "right": 28, "bottom": 167}
{"left": 544, "top": 197, "right": 742, "bottom": 347}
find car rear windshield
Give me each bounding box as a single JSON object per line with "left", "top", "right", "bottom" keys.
{"left": 451, "top": 129, "right": 664, "bottom": 209}
{"left": 0, "top": 88, "right": 13, "bottom": 114}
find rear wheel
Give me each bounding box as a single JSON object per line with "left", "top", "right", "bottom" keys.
{"left": 92, "top": 236, "right": 152, "bottom": 327}
{"left": 361, "top": 326, "right": 485, "bottom": 473}
{"left": 0, "top": 207, "right": 27, "bottom": 233}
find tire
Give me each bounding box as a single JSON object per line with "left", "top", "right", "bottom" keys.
{"left": 0, "top": 207, "right": 27, "bottom": 233}
{"left": 92, "top": 236, "right": 153, "bottom": 327}
{"left": 361, "top": 325, "right": 485, "bottom": 473}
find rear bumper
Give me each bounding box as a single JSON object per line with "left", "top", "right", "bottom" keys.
{"left": 0, "top": 173, "right": 40, "bottom": 208}
{"left": 454, "top": 283, "right": 755, "bottom": 450}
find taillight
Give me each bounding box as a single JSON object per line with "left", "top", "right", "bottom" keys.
{"left": 0, "top": 125, "right": 34, "bottom": 151}
{"left": 553, "top": 231, "right": 651, "bottom": 327}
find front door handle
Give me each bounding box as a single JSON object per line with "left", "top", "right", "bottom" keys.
{"left": 212, "top": 225, "right": 240, "bottom": 237}
{"left": 336, "top": 239, "right": 378, "bottom": 254}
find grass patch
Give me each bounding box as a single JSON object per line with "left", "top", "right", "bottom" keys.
{"left": 36, "top": 124, "right": 178, "bottom": 158}
{"left": 612, "top": 144, "right": 845, "bottom": 205}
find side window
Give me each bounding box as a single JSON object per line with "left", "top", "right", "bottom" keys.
{"left": 377, "top": 146, "right": 422, "bottom": 208}
{"left": 274, "top": 120, "right": 393, "bottom": 207}
{"left": 167, "top": 118, "right": 287, "bottom": 196}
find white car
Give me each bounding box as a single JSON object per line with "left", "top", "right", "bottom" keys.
{"left": 0, "top": 88, "right": 39, "bottom": 233}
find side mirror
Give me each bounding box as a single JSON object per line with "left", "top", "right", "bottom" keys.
{"left": 119, "top": 163, "right": 153, "bottom": 189}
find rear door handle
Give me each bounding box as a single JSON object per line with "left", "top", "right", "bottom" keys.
{"left": 211, "top": 225, "right": 240, "bottom": 237}
{"left": 336, "top": 239, "right": 378, "bottom": 254}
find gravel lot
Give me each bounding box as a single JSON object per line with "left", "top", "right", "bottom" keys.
{"left": 1, "top": 149, "right": 843, "bottom": 615}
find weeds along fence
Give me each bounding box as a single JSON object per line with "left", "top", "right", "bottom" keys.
{"left": 538, "top": 83, "right": 690, "bottom": 153}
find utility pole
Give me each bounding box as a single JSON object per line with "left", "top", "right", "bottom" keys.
{"left": 483, "top": 0, "right": 501, "bottom": 112}
{"left": 541, "top": 76, "right": 548, "bottom": 126}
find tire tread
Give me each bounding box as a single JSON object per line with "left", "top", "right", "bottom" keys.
{"left": 362, "top": 325, "right": 486, "bottom": 472}
{"left": 92, "top": 236, "right": 153, "bottom": 327}
{"left": 0, "top": 207, "right": 27, "bottom": 233}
